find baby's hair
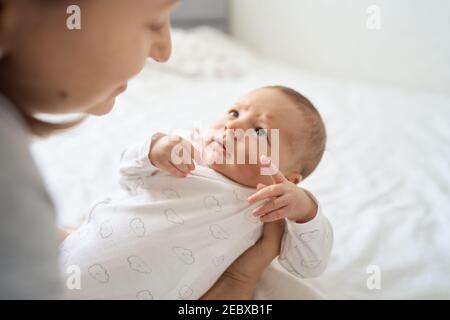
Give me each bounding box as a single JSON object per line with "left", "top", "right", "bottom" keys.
{"left": 264, "top": 85, "right": 326, "bottom": 179}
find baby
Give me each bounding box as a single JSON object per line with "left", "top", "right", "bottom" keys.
{"left": 60, "top": 85, "right": 333, "bottom": 300}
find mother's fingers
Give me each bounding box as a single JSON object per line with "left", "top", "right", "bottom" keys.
{"left": 258, "top": 219, "right": 285, "bottom": 256}
{"left": 247, "top": 184, "right": 285, "bottom": 204}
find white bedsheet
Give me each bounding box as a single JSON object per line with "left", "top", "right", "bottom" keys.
{"left": 31, "top": 28, "right": 450, "bottom": 299}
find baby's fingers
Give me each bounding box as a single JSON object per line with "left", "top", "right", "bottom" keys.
{"left": 179, "top": 142, "right": 198, "bottom": 170}
{"left": 247, "top": 184, "right": 285, "bottom": 204}
{"left": 169, "top": 138, "right": 194, "bottom": 163}
{"left": 256, "top": 183, "right": 266, "bottom": 190}
{"left": 253, "top": 196, "right": 288, "bottom": 217}
{"left": 175, "top": 163, "right": 193, "bottom": 175}
{"left": 165, "top": 161, "right": 188, "bottom": 178}
{"left": 260, "top": 208, "right": 287, "bottom": 223}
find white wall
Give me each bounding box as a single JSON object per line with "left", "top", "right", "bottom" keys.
{"left": 171, "top": 0, "right": 228, "bottom": 31}
{"left": 230, "top": 0, "right": 450, "bottom": 95}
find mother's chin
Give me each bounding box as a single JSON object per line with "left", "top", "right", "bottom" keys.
{"left": 86, "top": 83, "right": 128, "bottom": 116}
{"left": 87, "top": 97, "right": 117, "bottom": 116}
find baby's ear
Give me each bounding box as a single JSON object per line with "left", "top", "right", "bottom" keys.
{"left": 286, "top": 172, "right": 302, "bottom": 185}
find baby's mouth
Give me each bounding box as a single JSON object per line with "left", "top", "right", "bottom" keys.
{"left": 217, "top": 139, "right": 226, "bottom": 151}
{"left": 209, "top": 137, "right": 229, "bottom": 157}
{"left": 214, "top": 139, "right": 226, "bottom": 151}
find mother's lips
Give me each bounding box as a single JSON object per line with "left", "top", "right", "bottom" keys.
{"left": 111, "top": 83, "right": 128, "bottom": 98}
{"left": 116, "top": 83, "right": 128, "bottom": 94}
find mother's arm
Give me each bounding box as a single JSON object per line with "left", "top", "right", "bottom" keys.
{"left": 0, "top": 124, "right": 61, "bottom": 299}
{"left": 201, "top": 220, "right": 285, "bottom": 300}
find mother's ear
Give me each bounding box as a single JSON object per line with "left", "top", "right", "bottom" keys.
{"left": 0, "top": 0, "right": 17, "bottom": 60}
{"left": 0, "top": 0, "right": 10, "bottom": 60}
{"left": 0, "top": 1, "right": 4, "bottom": 58}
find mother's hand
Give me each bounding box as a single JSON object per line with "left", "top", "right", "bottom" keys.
{"left": 201, "top": 219, "right": 285, "bottom": 300}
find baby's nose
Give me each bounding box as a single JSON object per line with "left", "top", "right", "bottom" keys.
{"left": 225, "top": 119, "right": 247, "bottom": 131}
{"left": 224, "top": 122, "right": 236, "bottom": 130}
{"left": 222, "top": 129, "right": 240, "bottom": 143}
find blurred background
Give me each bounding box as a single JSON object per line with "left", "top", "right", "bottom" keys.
{"left": 172, "top": 0, "right": 450, "bottom": 95}
{"left": 32, "top": 0, "right": 450, "bottom": 299}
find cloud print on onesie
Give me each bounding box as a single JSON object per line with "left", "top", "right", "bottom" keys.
{"left": 129, "top": 217, "right": 146, "bottom": 237}
{"left": 172, "top": 246, "right": 195, "bottom": 264}
{"left": 178, "top": 285, "right": 194, "bottom": 300}
{"left": 99, "top": 220, "right": 113, "bottom": 238}
{"left": 136, "top": 290, "right": 154, "bottom": 300}
{"left": 299, "top": 229, "right": 320, "bottom": 242}
{"left": 203, "top": 195, "right": 221, "bottom": 213}
{"left": 127, "top": 255, "right": 152, "bottom": 274}
{"left": 164, "top": 208, "right": 184, "bottom": 224}
{"left": 209, "top": 224, "right": 229, "bottom": 240}
{"left": 161, "top": 188, "right": 180, "bottom": 200}
{"left": 88, "top": 264, "right": 110, "bottom": 283}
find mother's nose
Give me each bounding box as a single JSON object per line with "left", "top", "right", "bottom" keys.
{"left": 148, "top": 23, "right": 172, "bottom": 63}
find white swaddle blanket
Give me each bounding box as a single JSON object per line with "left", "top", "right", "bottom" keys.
{"left": 59, "top": 140, "right": 332, "bottom": 300}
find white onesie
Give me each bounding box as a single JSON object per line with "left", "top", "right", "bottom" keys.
{"left": 60, "top": 139, "right": 333, "bottom": 300}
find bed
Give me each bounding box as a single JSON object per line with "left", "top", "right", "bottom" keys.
{"left": 31, "top": 27, "right": 450, "bottom": 299}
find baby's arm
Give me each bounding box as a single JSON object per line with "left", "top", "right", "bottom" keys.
{"left": 278, "top": 200, "right": 333, "bottom": 278}
{"left": 119, "top": 132, "right": 199, "bottom": 194}
{"left": 119, "top": 138, "right": 160, "bottom": 194}
{"left": 247, "top": 156, "right": 333, "bottom": 277}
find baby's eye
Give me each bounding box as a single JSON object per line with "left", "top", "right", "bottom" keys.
{"left": 229, "top": 110, "right": 239, "bottom": 118}
{"left": 255, "top": 127, "right": 267, "bottom": 137}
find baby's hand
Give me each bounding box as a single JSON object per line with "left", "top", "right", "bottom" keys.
{"left": 149, "top": 133, "right": 200, "bottom": 178}
{"left": 247, "top": 156, "right": 318, "bottom": 223}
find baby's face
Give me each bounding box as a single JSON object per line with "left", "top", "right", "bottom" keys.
{"left": 202, "top": 88, "right": 305, "bottom": 188}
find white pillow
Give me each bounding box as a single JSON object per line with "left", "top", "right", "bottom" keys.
{"left": 146, "top": 27, "right": 253, "bottom": 79}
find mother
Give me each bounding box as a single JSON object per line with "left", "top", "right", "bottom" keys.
{"left": 0, "top": 0, "right": 283, "bottom": 299}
